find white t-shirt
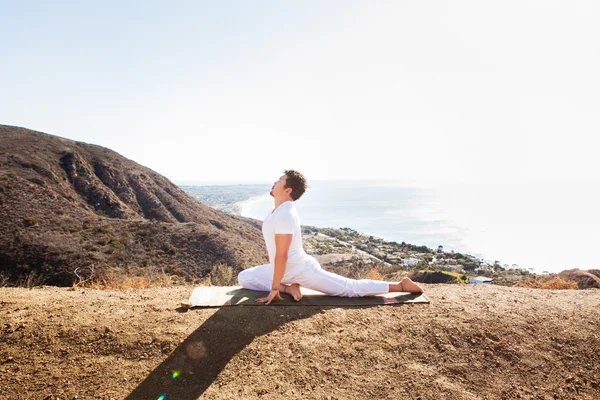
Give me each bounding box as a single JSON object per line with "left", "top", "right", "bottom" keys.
{"left": 262, "top": 200, "right": 307, "bottom": 265}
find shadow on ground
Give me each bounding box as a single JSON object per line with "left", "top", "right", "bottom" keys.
{"left": 126, "top": 293, "right": 390, "bottom": 400}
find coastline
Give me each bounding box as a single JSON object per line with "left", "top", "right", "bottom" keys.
{"left": 235, "top": 193, "right": 271, "bottom": 218}
{"left": 232, "top": 193, "right": 493, "bottom": 266}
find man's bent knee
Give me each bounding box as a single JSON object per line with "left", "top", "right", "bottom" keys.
{"left": 237, "top": 268, "right": 264, "bottom": 290}
{"left": 238, "top": 269, "right": 250, "bottom": 288}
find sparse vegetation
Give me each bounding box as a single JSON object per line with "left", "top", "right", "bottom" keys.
{"left": 72, "top": 265, "right": 174, "bottom": 290}
{"left": 86, "top": 251, "right": 105, "bottom": 261}
{"left": 23, "top": 216, "right": 39, "bottom": 227}
{"left": 409, "top": 270, "right": 467, "bottom": 284}
{"left": 209, "top": 263, "right": 236, "bottom": 286}
{"left": 365, "top": 268, "right": 383, "bottom": 280}
{"left": 161, "top": 241, "right": 178, "bottom": 255}
{"left": 519, "top": 276, "right": 579, "bottom": 290}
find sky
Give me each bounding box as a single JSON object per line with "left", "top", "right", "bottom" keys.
{"left": 1, "top": 0, "right": 599, "bottom": 184}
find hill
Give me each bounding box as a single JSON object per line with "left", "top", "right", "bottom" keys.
{"left": 0, "top": 284, "right": 598, "bottom": 399}
{"left": 0, "top": 124, "right": 267, "bottom": 286}
{"left": 559, "top": 269, "right": 600, "bottom": 289}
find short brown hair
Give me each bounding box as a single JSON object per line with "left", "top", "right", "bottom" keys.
{"left": 284, "top": 169, "right": 307, "bottom": 201}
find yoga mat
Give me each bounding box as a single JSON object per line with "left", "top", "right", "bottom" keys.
{"left": 181, "top": 286, "right": 429, "bottom": 308}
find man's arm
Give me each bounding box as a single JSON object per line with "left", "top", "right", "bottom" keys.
{"left": 272, "top": 233, "right": 293, "bottom": 289}
{"left": 255, "top": 233, "right": 293, "bottom": 304}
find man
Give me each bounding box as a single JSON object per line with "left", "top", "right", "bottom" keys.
{"left": 237, "top": 170, "right": 424, "bottom": 305}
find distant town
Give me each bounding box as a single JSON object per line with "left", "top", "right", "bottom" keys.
{"left": 180, "top": 184, "right": 270, "bottom": 215}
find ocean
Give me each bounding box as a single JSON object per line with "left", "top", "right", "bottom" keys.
{"left": 239, "top": 180, "right": 600, "bottom": 274}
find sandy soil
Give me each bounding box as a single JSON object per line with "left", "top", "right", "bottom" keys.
{"left": 1, "top": 284, "right": 599, "bottom": 400}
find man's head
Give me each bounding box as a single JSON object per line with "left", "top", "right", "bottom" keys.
{"left": 269, "top": 169, "right": 307, "bottom": 201}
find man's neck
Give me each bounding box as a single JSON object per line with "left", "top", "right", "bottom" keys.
{"left": 274, "top": 197, "right": 293, "bottom": 210}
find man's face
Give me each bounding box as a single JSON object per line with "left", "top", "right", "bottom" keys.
{"left": 270, "top": 175, "right": 289, "bottom": 197}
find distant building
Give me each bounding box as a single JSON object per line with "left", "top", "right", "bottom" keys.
{"left": 403, "top": 258, "right": 419, "bottom": 267}
{"left": 469, "top": 276, "right": 493, "bottom": 284}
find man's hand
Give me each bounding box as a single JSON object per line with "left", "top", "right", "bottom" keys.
{"left": 256, "top": 289, "right": 284, "bottom": 305}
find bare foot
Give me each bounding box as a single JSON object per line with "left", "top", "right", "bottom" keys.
{"left": 285, "top": 284, "right": 303, "bottom": 301}
{"left": 400, "top": 277, "right": 424, "bottom": 294}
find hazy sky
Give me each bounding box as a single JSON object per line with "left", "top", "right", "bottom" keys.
{"left": 2, "top": 1, "right": 598, "bottom": 184}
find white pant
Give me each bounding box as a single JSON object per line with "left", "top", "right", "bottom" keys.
{"left": 237, "top": 255, "right": 390, "bottom": 297}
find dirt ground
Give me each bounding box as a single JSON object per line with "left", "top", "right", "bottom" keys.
{"left": 1, "top": 284, "right": 599, "bottom": 400}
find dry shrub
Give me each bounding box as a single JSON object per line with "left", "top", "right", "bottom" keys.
{"left": 25, "top": 271, "right": 45, "bottom": 288}
{"left": 73, "top": 266, "right": 174, "bottom": 290}
{"left": 543, "top": 278, "right": 579, "bottom": 290}
{"left": 209, "top": 263, "right": 235, "bottom": 286}
{"left": 519, "top": 276, "right": 578, "bottom": 290}
{"left": 23, "top": 217, "right": 39, "bottom": 227}
{"left": 558, "top": 269, "right": 600, "bottom": 289}
{"left": 198, "top": 274, "right": 212, "bottom": 286}
{"left": 366, "top": 268, "right": 383, "bottom": 280}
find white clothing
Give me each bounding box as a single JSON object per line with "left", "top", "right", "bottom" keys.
{"left": 238, "top": 255, "right": 390, "bottom": 297}
{"left": 261, "top": 200, "right": 307, "bottom": 265}
{"left": 239, "top": 200, "right": 390, "bottom": 297}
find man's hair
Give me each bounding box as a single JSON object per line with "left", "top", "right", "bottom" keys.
{"left": 284, "top": 169, "right": 307, "bottom": 201}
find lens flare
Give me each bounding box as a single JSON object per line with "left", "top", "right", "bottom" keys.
{"left": 157, "top": 394, "right": 166, "bottom": 400}
{"left": 185, "top": 341, "right": 207, "bottom": 360}
{"left": 172, "top": 370, "right": 180, "bottom": 379}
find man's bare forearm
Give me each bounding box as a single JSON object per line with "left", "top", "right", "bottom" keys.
{"left": 272, "top": 254, "right": 287, "bottom": 289}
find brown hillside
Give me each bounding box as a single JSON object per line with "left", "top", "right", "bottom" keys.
{"left": 586, "top": 269, "right": 600, "bottom": 279}
{"left": 0, "top": 124, "right": 267, "bottom": 286}
{"left": 0, "top": 284, "right": 598, "bottom": 399}
{"left": 558, "top": 269, "right": 600, "bottom": 290}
